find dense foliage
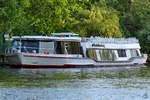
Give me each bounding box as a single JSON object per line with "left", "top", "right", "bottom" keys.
{"left": 0, "top": 0, "right": 150, "bottom": 53}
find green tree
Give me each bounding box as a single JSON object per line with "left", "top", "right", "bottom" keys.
{"left": 11, "top": 0, "right": 32, "bottom": 36}
{"left": 130, "top": 0, "right": 150, "bottom": 53}
{"left": 71, "top": 5, "right": 122, "bottom": 37}
{"left": 24, "top": 0, "right": 90, "bottom": 36}
{"left": 0, "top": 0, "right": 19, "bottom": 53}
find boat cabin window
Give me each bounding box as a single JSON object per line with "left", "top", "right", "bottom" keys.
{"left": 39, "top": 41, "right": 54, "bottom": 54}
{"left": 117, "top": 49, "right": 127, "bottom": 57}
{"left": 130, "top": 49, "right": 139, "bottom": 57}
{"left": 87, "top": 49, "right": 117, "bottom": 61}
{"left": 55, "top": 41, "right": 82, "bottom": 54}
{"left": 21, "top": 40, "right": 39, "bottom": 53}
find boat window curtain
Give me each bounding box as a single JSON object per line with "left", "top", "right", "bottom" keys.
{"left": 55, "top": 41, "right": 81, "bottom": 54}
{"left": 87, "top": 49, "right": 117, "bottom": 61}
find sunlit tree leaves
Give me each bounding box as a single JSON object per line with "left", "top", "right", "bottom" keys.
{"left": 72, "top": 6, "right": 122, "bottom": 37}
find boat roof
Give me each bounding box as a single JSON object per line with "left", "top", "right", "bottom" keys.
{"left": 12, "top": 36, "right": 81, "bottom": 42}
{"left": 83, "top": 37, "right": 139, "bottom": 44}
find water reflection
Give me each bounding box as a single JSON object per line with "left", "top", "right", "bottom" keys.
{"left": 0, "top": 66, "right": 150, "bottom": 99}
{"left": 0, "top": 66, "right": 150, "bottom": 88}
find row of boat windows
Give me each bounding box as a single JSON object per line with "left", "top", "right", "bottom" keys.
{"left": 11, "top": 40, "right": 140, "bottom": 61}
{"left": 117, "top": 49, "right": 139, "bottom": 57}
{"left": 55, "top": 41, "right": 82, "bottom": 54}
{"left": 87, "top": 49, "right": 140, "bottom": 61}
{"left": 87, "top": 49, "right": 116, "bottom": 61}
{"left": 11, "top": 40, "right": 82, "bottom": 54}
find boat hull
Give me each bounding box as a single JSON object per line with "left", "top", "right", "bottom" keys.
{"left": 6, "top": 53, "right": 147, "bottom": 68}
{"left": 6, "top": 53, "right": 93, "bottom": 68}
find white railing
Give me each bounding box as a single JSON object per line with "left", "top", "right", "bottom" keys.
{"left": 5, "top": 47, "right": 54, "bottom": 54}
{"left": 5, "top": 47, "right": 83, "bottom": 58}
{"left": 82, "top": 37, "right": 139, "bottom": 44}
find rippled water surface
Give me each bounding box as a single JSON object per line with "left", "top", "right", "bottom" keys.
{"left": 0, "top": 65, "right": 150, "bottom": 100}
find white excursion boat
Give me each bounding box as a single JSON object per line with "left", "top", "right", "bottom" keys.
{"left": 5, "top": 33, "right": 147, "bottom": 68}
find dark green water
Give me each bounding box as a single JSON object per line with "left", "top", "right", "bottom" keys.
{"left": 0, "top": 65, "right": 150, "bottom": 100}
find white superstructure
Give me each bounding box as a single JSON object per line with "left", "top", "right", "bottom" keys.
{"left": 5, "top": 33, "right": 147, "bottom": 68}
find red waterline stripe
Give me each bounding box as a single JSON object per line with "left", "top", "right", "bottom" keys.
{"left": 20, "top": 63, "right": 141, "bottom": 68}
{"left": 22, "top": 64, "right": 93, "bottom": 67}
{"left": 64, "top": 64, "right": 94, "bottom": 66}
{"left": 6, "top": 54, "right": 18, "bottom": 57}
{"left": 21, "top": 64, "right": 71, "bottom": 68}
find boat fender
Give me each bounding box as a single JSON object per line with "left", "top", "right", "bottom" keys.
{"left": 7, "top": 50, "right": 11, "bottom": 54}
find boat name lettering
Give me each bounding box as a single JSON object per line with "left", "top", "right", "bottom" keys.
{"left": 92, "top": 44, "right": 105, "bottom": 47}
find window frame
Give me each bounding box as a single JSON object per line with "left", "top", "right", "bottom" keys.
{"left": 117, "top": 49, "right": 127, "bottom": 57}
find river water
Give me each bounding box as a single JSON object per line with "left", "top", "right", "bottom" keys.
{"left": 0, "top": 65, "right": 150, "bottom": 100}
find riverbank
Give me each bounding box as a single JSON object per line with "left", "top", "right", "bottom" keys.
{"left": 0, "top": 54, "right": 8, "bottom": 66}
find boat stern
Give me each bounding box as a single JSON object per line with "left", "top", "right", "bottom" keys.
{"left": 6, "top": 53, "right": 23, "bottom": 66}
